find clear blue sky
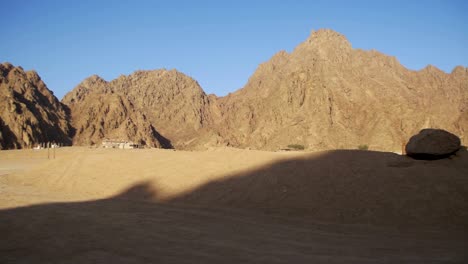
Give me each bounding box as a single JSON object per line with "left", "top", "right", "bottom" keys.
{"left": 1, "top": 0, "right": 467, "bottom": 99}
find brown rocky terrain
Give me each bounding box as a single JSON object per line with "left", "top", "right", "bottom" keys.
{"left": 62, "top": 70, "right": 222, "bottom": 149}
{"left": 2, "top": 29, "right": 467, "bottom": 151}
{"left": 217, "top": 29, "right": 468, "bottom": 151}
{"left": 0, "top": 62, "right": 71, "bottom": 149}
{"left": 61, "top": 29, "right": 467, "bottom": 151}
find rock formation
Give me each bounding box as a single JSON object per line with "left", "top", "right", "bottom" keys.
{"left": 216, "top": 29, "right": 468, "bottom": 151}
{"left": 62, "top": 70, "right": 222, "bottom": 149}
{"left": 3, "top": 29, "right": 468, "bottom": 151}
{"left": 0, "top": 63, "right": 71, "bottom": 149}
{"left": 406, "top": 129, "right": 461, "bottom": 159}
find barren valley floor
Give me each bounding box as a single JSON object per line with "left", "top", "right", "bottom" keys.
{"left": 0, "top": 147, "right": 467, "bottom": 263}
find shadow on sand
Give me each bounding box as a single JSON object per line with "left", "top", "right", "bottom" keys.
{"left": 1, "top": 150, "right": 467, "bottom": 263}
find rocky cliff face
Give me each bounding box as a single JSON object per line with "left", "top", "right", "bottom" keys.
{"left": 217, "top": 29, "right": 468, "bottom": 151}
{"left": 0, "top": 63, "right": 71, "bottom": 149}
{"left": 62, "top": 70, "right": 222, "bottom": 149}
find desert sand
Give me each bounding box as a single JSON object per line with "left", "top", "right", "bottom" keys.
{"left": 1, "top": 147, "right": 467, "bottom": 263}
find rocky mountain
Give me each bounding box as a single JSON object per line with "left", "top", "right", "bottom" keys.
{"left": 3, "top": 29, "right": 467, "bottom": 151}
{"left": 0, "top": 63, "right": 71, "bottom": 149}
{"left": 216, "top": 29, "right": 468, "bottom": 151}
{"left": 62, "top": 70, "right": 222, "bottom": 149}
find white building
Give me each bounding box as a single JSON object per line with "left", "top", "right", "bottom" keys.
{"left": 101, "top": 139, "right": 140, "bottom": 149}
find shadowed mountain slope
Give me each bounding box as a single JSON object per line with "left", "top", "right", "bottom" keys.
{"left": 0, "top": 63, "right": 71, "bottom": 149}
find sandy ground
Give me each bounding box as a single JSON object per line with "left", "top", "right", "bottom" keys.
{"left": 0, "top": 147, "right": 467, "bottom": 263}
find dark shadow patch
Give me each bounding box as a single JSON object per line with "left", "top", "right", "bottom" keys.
{"left": 10, "top": 90, "right": 72, "bottom": 146}
{"left": 406, "top": 151, "right": 460, "bottom": 160}
{"left": 0, "top": 117, "right": 20, "bottom": 149}
{"left": 168, "top": 150, "right": 468, "bottom": 229}
{"left": 150, "top": 124, "right": 173, "bottom": 149}
{"left": 62, "top": 103, "right": 76, "bottom": 139}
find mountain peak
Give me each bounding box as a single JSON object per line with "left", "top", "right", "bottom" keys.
{"left": 306, "top": 29, "right": 351, "bottom": 48}
{"left": 86, "top": 74, "right": 106, "bottom": 82}
{"left": 0, "top": 62, "right": 14, "bottom": 73}
{"left": 82, "top": 74, "right": 107, "bottom": 86}
{"left": 290, "top": 29, "right": 352, "bottom": 64}
{"left": 451, "top": 65, "right": 467, "bottom": 75}
{"left": 421, "top": 64, "right": 446, "bottom": 75}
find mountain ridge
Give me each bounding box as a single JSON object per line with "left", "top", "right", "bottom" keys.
{"left": 1, "top": 29, "right": 467, "bottom": 150}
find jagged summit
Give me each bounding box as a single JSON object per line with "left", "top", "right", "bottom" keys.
{"left": 451, "top": 65, "right": 468, "bottom": 75}
{"left": 421, "top": 64, "right": 446, "bottom": 74}
{"left": 85, "top": 74, "right": 107, "bottom": 83}
{"left": 307, "top": 29, "right": 351, "bottom": 46}
{"left": 0, "top": 62, "right": 15, "bottom": 72}
{"left": 297, "top": 29, "right": 353, "bottom": 55}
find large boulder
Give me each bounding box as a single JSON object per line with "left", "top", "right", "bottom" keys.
{"left": 406, "top": 129, "right": 461, "bottom": 159}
